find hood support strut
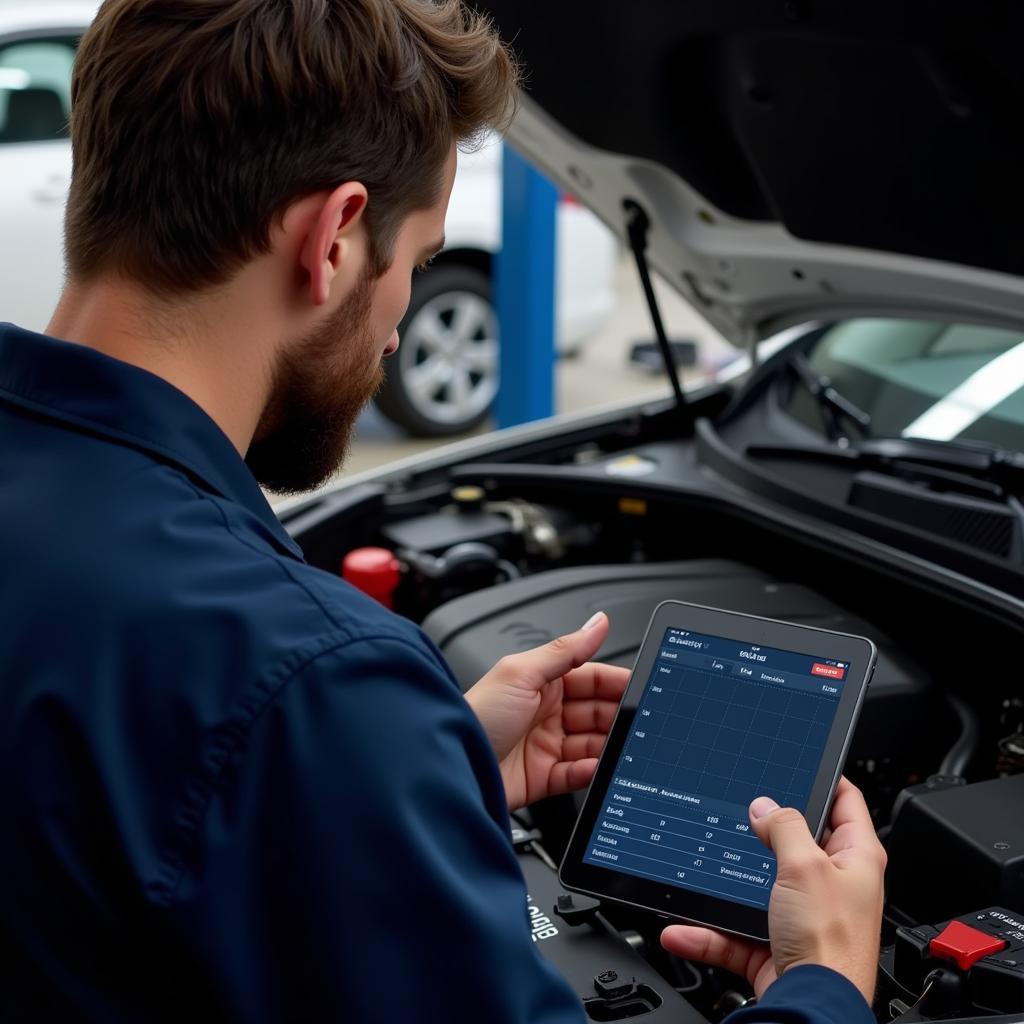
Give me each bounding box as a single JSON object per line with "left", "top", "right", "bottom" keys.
{"left": 624, "top": 199, "right": 687, "bottom": 413}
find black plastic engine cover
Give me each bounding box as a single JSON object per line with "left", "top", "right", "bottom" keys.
{"left": 421, "top": 560, "right": 950, "bottom": 766}
{"left": 518, "top": 844, "right": 706, "bottom": 1022}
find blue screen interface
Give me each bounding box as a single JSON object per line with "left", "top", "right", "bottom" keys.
{"left": 583, "top": 627, "right": 848, "bottom": 909}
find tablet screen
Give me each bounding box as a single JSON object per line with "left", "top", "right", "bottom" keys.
{"left": 582, "top": 627, "right": 849, "bottom": 910}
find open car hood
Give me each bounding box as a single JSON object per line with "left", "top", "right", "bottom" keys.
{"left": 475, "top": 0, "right": 1024, "bottom": 347}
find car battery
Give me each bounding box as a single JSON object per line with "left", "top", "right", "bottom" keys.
{"left": 892, "top": 907, "right": 1024, "bottom": 1015}
{"left": 886, "top": 774, "right": 1024, "bottom": 922}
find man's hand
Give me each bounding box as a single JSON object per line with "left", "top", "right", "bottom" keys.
{"left": 464, "top": 612, "right": 628, "bottom": 810}
{"left": 661, "top": 777, "right": 886, "bottom": 1004}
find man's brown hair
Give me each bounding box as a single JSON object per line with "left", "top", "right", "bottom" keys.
{"left": 65, "top": 0, "right": 517, "bottom": 293}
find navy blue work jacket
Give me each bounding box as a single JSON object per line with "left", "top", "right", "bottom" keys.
{"left": 0, "top": 324, "right": 871, "bottom": 1024}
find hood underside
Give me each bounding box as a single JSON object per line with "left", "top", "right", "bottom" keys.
{"left": 475, "top": 0, "right": 1024, "bottom": 346}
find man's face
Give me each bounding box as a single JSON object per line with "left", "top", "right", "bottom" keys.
{"left": 246, "top": 151, "right": 455, "bottom": 494}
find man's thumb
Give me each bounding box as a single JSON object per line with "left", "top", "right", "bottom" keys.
{"left": 505, "top": 611, "right": 609, "bottom": 688}
{"left": 547, "top": 610, "right": 608, "bottom": 672}
{"left": 749, "top": 801, "right": 820, "bottom": 863}
{"left": 477, "top": 612, "right": 610, "bottom": 700}
{"left": 572, "top": 610, "right": 609, "bottom": 658}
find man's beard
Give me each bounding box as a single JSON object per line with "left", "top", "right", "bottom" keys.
{"left": 245, "top": 271, "right": 384, "bottom": 495}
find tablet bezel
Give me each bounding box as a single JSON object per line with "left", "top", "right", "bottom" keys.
{"left": 558, "top": 600, "right": 876, "bottom": 942}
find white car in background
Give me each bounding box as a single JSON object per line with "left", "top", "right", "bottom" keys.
{"left": 0, "top": 0, "right": 617, "bottom": 436}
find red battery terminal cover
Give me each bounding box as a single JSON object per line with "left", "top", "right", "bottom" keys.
{"left": 929, "top": 920, "right": 1007, "bottom": 971}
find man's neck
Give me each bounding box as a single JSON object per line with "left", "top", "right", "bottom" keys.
{"left": 46, "top": 277, "right": 275, "bottom": 456}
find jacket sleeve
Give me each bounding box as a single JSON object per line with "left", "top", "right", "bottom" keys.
{"left": 164, "top": 633, "right": 586, "bottom": 1024}
{"left": 724, "top": 965, "right": 876, "bottom": 1024}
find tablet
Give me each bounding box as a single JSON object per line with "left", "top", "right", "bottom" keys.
{"left": 559, "top": 600, "right": 876, "bottom": 941}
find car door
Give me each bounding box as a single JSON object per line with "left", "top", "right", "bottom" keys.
{"left": 0, "top": 33, "right": 79, "bottom": 332}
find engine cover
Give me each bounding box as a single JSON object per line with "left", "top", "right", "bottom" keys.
{"left": 421, "top": 560, "right": 951, "bottom": 766}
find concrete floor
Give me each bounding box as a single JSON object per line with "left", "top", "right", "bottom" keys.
{"left": 271, "top": 256, "right": 736, "bottom": 504}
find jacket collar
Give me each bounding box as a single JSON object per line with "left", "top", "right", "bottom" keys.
{"left": 0, "top": 323, "right": 305, "bottom": 560}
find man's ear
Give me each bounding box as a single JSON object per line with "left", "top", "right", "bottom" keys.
{"left": 300, "top": 182, "right": 369, "bottom": 307}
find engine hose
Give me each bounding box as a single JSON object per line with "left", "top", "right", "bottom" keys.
{"left": 938, "top": 693, "right": 980, "bottom": 778}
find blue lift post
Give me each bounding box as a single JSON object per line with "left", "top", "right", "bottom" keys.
{"left": 494, "top": 145, "right": 558, "bottom": 430}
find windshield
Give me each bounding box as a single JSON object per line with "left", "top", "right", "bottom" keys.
{"left": 785, "top": 318, "right": 1024, "bottom": 452}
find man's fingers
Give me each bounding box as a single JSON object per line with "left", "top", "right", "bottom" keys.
{"left": 822, "top": 778, "right": 886, "bottom": 866}
{"left": 546, "top": 757, "right": 598, "bottom": 797}
{"left": 562, "top": 699, "right": 620, "bottom": 735}
{"left": 493, "top": 612, "right": 609, "bottom": 692}
{"left": 562, "top": 732, "right": 607, "bottom": 761}
{"left": 824, "top": 777, "right": 877, "bottom": 850}
{"left": 661, "top": 925, "right": 769, "bottom": 982}
{"left": 562, "top": 662, "right": 630, "bottom": 702}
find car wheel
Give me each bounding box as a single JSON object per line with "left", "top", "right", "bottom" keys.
{"left": 374, "top": 265, "right": 499, "bottom": 437}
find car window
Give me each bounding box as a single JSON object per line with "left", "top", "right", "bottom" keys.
{"left": 0, "top": 37, "right": 78, "bottom": 144}
{"left": 785, "top": 318, "right": 1024, "bottom": 451}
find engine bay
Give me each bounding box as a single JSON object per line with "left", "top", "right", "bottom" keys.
{"left": 285, "top": 395, "right": 1024, "bottom": 1023}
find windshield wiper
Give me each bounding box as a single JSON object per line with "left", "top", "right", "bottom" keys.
{"left": 859, "top": 435, "right": 1024, "bottom": 497}
{"left": 747, "top": 434, "right": 1024, "bottom": 499}
{"left": 787, "top": 352, "right": 872, "bottom": 445}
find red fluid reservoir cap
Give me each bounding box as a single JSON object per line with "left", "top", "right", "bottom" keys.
{"left": 342, "top": 547, "right": 401, "bottom": 609}
{"left": 929, "top": 920, "right": 1007, "bottom": 971}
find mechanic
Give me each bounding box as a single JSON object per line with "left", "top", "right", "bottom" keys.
{"left": 0, "top": 1, "right": 886, "bottom": 1021}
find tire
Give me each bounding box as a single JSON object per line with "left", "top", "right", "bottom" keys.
{"left": 374, "top": 265, "right": 499, "bottom": 437}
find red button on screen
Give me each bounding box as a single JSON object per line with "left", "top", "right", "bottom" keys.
{"left": 811, "top": 663, "right": 844, "bottom": 680}
{"left": 929, "top": 920, "right": 1007, "bottom": 971}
